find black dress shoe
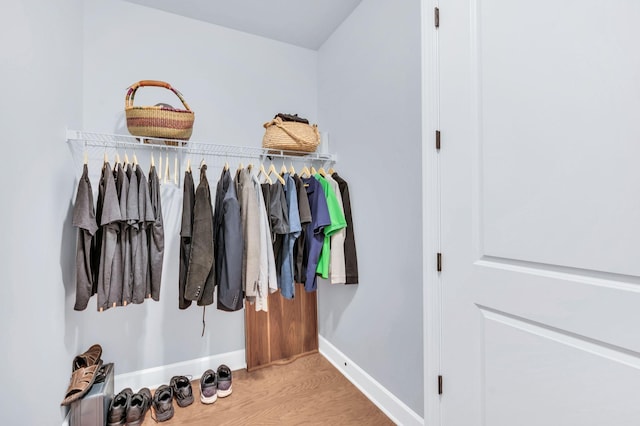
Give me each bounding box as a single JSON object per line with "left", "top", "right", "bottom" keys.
{"left": 126, "top": 387, "right": 151, "bottom": 426}
{"left": 107, "top": 388, "right": 132, "bottom": 426}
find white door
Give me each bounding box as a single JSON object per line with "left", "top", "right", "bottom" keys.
{"left": 438, "top": 1, "right": 640, "bottom": 425}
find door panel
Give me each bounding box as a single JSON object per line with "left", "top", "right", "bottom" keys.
{"left": 478, "top": 0, "right": 640, "bottom": 276}
{"left": 439, "top": 0, "right": 640, "bottom": 424}
{"left": 483, "top": 309, "right": 640, "bottom": 426}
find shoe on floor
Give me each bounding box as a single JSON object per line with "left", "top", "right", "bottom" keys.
{"left": 126, "top": 387, "right": 151, "bottom": 426}
{"left": 152, "top": 385, "right": 174, "bottom": 422}
{"left": 107, "top": 388, "right": 132, "bottom": 426}
{"left": 216, "top": 365, "right": 232, "bottom": 398}
{"left": 170, "top": 375, "right": 194, "bottom": 407}
{"left": 199, "top": 369, "right": 217, "bottom": 404}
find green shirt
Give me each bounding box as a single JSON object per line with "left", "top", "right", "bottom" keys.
{"left": 314, "top": 174, "right": 347, "bottom": 278}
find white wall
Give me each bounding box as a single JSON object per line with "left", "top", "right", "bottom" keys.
{"left": 317, "top": 0, "right": 424, "bottom": 416}
{"left": 0, "top": 0, "right": 83, "bottom": 424}
{"left": 77, "top": 0, "right": 318, "bottom": 376}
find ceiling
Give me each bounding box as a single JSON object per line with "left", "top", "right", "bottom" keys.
{"left": 123, "top": 0, "right": 363, "bottom": 50}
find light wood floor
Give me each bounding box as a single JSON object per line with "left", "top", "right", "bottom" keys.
{"left": 141, "top": 352, "right": 394, "bottom": 425}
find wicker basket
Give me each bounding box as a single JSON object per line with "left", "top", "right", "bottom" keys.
{"left": 125, "top": 80, "right": 194, "bottom": 143}
{"left": 262, "top": 117, "right": 320, "bottom": 154}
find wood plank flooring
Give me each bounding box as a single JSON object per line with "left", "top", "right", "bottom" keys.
{"left": 141, "top": 353, "right": 393, "bottom": 425}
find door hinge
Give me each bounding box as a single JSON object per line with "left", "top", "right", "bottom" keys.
{"left": 434, "top": 7, "right": 440, "bottom": 28}
{"left": 438, "top": 375, "right": 443, "bottom": 394}
{"left": 435, "top": 130, "right": 441, "bottom": 150}
{"left": 437, "top": 253, "right": 442, "bottom": 272}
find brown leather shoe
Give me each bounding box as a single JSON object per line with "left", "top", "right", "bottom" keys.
{"left": 60, "top": 344, "right": 103, "bottom": 406}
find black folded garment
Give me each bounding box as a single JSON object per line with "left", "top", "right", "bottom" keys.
{"left": 274, "top": 113, "right": 309, "bottom": 124}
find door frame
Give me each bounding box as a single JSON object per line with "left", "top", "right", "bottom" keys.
{"left": 421, "top": 0, "right": 441, "bottom": 424}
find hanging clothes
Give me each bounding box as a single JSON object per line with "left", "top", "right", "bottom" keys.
{"left": 131, "top": 164, "right": 155, "bottom": 303}
{"left": 108, "top": 162, "right": 128, "bottom": 307}
{"left": 267, "top": 181, "right": 289, "bottom": 286}
{"left": 96, "top": 162, "right": 122, "bottom": 311}
{"left": 301, "top": 176, "right": 331, "bottom": 292}
{"left": 214, "top": 168, "right": 244, "bottom": 311}
{"left": 292, "top": 174, "right": 311, "bottom": 285}
{"left": 235, "top": 167, "right": 261, "bottom": 305}
{"left": 279, "top": 173, "right": 301, "bottom": 299}
{"left": 147, "top": 164, "right": 164, "bottom": 301}
{"left": 255, "top": 170, "right": 278, "bottom": 310}
{"left": 324, "top": 173, "right": 347, "bottom": 284}
{"left": 313, "top": 173, "right": 346, "bottom": 281}
{"left": 332, "top": 173, "right": 359, "bottom": 284}
{"left": 73, "top": 164, "right": 99, "bottom": 311}
{"left": 179, "top": 169, "right": 195, "bottom": 309}
{"left": 122, "top": 163, "right": 137, "bottom": 305}
{"left": 185, "top": 165, "right": 215, "bottom": 306}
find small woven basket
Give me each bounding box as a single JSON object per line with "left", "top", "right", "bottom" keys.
{"left": 262, "top": 117, "right": 320, "bottom": 154}
{"left": 125, "top": 80, "right": 195, "bottom": 144}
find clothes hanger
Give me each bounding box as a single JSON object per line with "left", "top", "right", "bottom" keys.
{"left": 174, "top": 154, "right": 179, "bottom": 184}
{"left": 318, "top": 167, "right": 326, "bottom": 177}
{"left": 328, "top": 166, "right": 335, "bottom": 175}
{"left": 150, "top": 152, "right": 155, "bottom": 168}
{"left": 83, "top": 141, "right": 88, "bottom": 165}
{"left": 300, "top": 165, "right": 311, "bottom": 178}
{"left": 115, "top": 153, "right": 121, "bottom": 166}
{"left": 164, "top": 151, "right": 170, "bottom": 183}
{"left": 258, "top": 163, "right": 272, "bottom": 184}
{"left": 280, "top": 159, "right": 287, "bottom": 175}
{"left": 186, "top": 158, "right": 191, "bottom": 173}
{"left": 289, "top": 162, "right": 296, "bottom": 175}
{"left": 133, "top": 152, "right": 138, "bottom": 166}
{"left": 310, "top": 166, "right": 317, "bottom": 175}
{"left": 124, "top": 152, "right": 130, "bottom": 166}
{"left": 268, "top": 163, "right": 286, "bottom": 185}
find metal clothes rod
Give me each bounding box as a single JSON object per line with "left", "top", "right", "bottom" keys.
{"left": 66, "top": 129, "right": 337, "bottom": 163}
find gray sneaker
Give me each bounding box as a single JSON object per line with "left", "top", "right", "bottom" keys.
{"left": 199, "top": 369, "right": 218, "bottom": 404}
{"left": 126, "top": 387, "right": 151, "bottom": 426}
{"left": 152, "top": 385, "right": 174, "bottom": 422}
{"left": 170, "top": 375, "right": 194, "bottom": 407}
{"left": 216, "top": 365, "right": 232, "bottom": 398}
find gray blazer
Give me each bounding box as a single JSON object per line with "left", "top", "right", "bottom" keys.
{"left": 214, "top": 169, "right": 244, "bottom": 311}
{"left": 235, "top": 167, "right": 261, "bottom": 301}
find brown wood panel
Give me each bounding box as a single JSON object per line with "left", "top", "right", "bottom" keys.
{"left": 300, "top": 284, "right": 319, "bottom": 354}
{"left": 245, "top": 285, "right": 318, "bottom": 371}
{"left": 141, "top": 353, "right": 393, "bottom": 426}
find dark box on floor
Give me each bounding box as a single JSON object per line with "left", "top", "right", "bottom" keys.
{"left": 70, "top": 363, "right": 114, "bottom": 426}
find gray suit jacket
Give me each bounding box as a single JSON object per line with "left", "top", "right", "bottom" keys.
{"left": 214, "top": 169, "right": 244, "bottom": 311}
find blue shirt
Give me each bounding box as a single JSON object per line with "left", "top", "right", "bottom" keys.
{"left": 302, "top": 176, "right": 331, "bottom": 291}
{"left": 279, "top": 174, "right": 301, "bottom": 299}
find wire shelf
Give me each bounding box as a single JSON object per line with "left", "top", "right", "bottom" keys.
{"left": 66, "top": 129, "right": 336, "bottom": 162}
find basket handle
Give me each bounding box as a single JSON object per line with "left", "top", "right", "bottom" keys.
{"left": 125, "top": 80, "right": 192, "bottom": 111}
{"left": 265, "top": 117, "right": 320, "bottom": 147}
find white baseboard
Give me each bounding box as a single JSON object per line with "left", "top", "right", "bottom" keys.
{"left": 114, "top": 350, "right": 246, "bottom": 391}
{"left": 319, "top": 336, "right": 424, "bottom": 426}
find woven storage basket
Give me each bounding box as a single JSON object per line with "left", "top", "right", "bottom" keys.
{"left": 262, "top": 117, "right": 320, "bottom": 154}
{"left": 125, "top": 80, "right": 194, "bottom": 144}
